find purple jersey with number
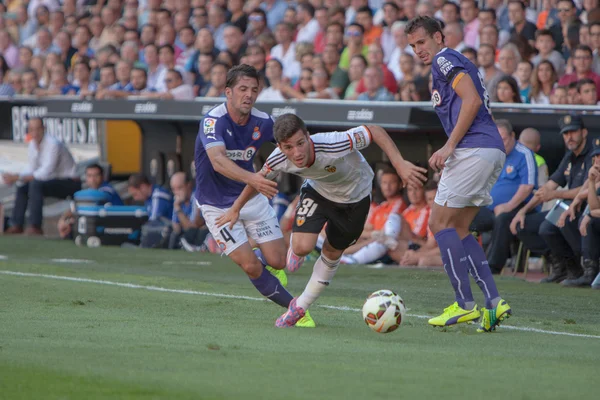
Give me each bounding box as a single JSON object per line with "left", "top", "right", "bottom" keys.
{"left": 194, "top": 103, "right": 275, "bottom": 208}
{"left": 431, "top": 48, "right": 504, "bottom": 152}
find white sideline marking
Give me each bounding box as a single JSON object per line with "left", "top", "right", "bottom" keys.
{"left": 2, "top": 270, "right": 600, "bottom": 340}
{"left": 0, "top": 255, "right": 7, "bottom": 260}
{"left": 51, "top": 258, "right": 95, "bottom": 264}
{"left": 163, "top": 261, "right": 212, "bottom": 266}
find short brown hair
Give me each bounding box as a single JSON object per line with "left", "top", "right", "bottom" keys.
{"left": 128, "top": 173, "right": 151, "bottom": 188}
{"left": 273, "top": 114, "right": 307, "bottom": 143}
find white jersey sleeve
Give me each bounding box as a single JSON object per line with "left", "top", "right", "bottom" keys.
{"left": 312, "top": 125, "right": 372, "bottom": 156}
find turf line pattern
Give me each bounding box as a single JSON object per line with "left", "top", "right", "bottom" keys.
{"left": 2, "top": 270, "right": 599, "bottom": 340}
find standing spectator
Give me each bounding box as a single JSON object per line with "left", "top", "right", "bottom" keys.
{"left": 3, "top": 118, "right": 80, "bottom": 235}
{"left": 271, "top": 22, "right": 301, "bottom": 82}
{"left": 532, "top": 29, "right": 566, "bottom": 76}
{"left": 559, "top": 45, "right": 600, "bottom": 89}
{"left": 296, "top": 2, "right": 320, "bottom": 43}
{"left": 127, "top": 174, "right": 173, "bottom": 222}
{"left": 508, "top": 0, "right": 537, "bottom": 46}
{"left": 357, "top": 66, "right": 394, "bottom": 101}
{"left": 460, "top": 0, "right": 480, "bottom": 48}
{"left": 260, "top": 0, "right": 289, "bottom": 32}
{"left": 530, "top": 60, "right": 558, "bottom": 104}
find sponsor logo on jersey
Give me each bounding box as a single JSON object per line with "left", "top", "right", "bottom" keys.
{"left": 226, "top": 146, "right": 256, "bottom": 161}
{"left": 324, "top": 165, "right": 337, "bottom": 173}
{"left": 431, "top": 90, "right": 442, "bottom": 107}
{"left": 252, "top": 126, "right": 261, "bottom": 140}
{"left": 437, "top": 56, "right": 453, "bottom": 76}
{"left": 204, "top": 118, "right": 216, "bottom": 135}
{"left": 506, "top": 165, "right": 514, "bottom": 174}
{"left": 296, "top": 215, "right": 306, "bottom": 226}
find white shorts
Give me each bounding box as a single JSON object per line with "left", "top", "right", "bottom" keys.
{"left": 198, "top": 195, "right": 283, "bottom": 255}
{"left": 435, "top": 148, "right": 505, "bottom": 208}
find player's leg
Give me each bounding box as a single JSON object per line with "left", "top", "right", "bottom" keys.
{"left": 201, "top": 203, "right": 294, "bottom": 309}
{"left": 277, "top": 194, "right": 371, "bottom": 328}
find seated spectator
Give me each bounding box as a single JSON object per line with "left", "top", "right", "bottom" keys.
{"left": 495, "top": 75, "right": 522, "bottom": 103}
{"left": 37, "top": 63, "right": 70, "bottom": 96}
{"left": 204, "top": 61, "right": 228, "bottom": 98}
{"left": 67, "top": 59, "right": 97, "bottom": 96}
{"left": 355, "top": 43, "right": 398, "bottom": 96}
{"left": 519, "top": 128, "right": 549, "bottom": 188}
{"left": 398, "top": 182, "right": 442, "bottom": 267}
{"left": 127, "top": 174, "right": 173, "bottom": 221}
{"left": 582, "top": 152, "right": 600, "bottom": 289}
{"left": 144, "top": 69, "right": 194, "bottom": 100}
{"left": 472, "top": 119, "right": 537, "bottom": 274}
{"left": 322, "top": 43, "right": 349, "bottom": 98}
{"left": 558, "top": 45, "right": 600, "bottom": 89}
{"left": 168, "top": 172, "right": 207, "bottom": 250}
{"left": 510, "top": 115, "right": 593, "bottom": 284}
{"left": 3, "top": 117, "right": 81, "bottom": 235}
{"left": 577, "top": 78, "right": 599, "bottom": 105}
{"left": 128, "top": 67, "right": 156, "bottom": 95}
{"left": 355, "top": 6, "right": 382, "bottom": 46}
{"left": 339, "top": 23, "right": 368, "bottom": 71}
{"left": 461, "top": 47, "right": 478, "bottom": 66}
{"left": 257, "top": 58, "right": 285, "bottom": 101}
{"left": 477, "top": 44, "right": 503, "bottom": 89}
{"left": 57, "top": 163, "right": 124, "bottom": 240}
{"left": 516, "top": 60, "right": 533, "bottom": 102}
{"left": 344, "top": 54, "right": 367, "bottom": 100}
{"left": 532, "top": 29, "right": 566, "bottom": 76}
{"left": 357, "top": 66, "right": 395, "bottom": 101}
{"left": 20, "top": 68, "right": 39, "bottom": 95}
{"left": 270, "top": 22, "right": 301, "bottom": 82}
{"left": 530, "top": 60, "right": 558, "bottom": 104}
{"left": 282, "top": 65, "right": 338, "bottom": 100}
{"left": 550, "top": 85, "right": 569, "bottom": 104}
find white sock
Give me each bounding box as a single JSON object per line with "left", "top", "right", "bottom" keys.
{"left": 296, "top": 254, "right": 340, "bottom": 310}
{"left": 384, "top": 213, "right": 402, "bottom": 238}
{"left": 346, "top": 241, "right": 388, "bottom": 264}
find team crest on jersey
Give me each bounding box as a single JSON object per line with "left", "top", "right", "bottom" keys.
{"left": 506, "top": 165, "right": 514, "bottom": 174}
{"left": 437, "top": 56, "right": 453, "bottom": 76}
{"left": 324, "top": 165, "right": 337, "bottom": 173}
{"left": 204, "top": 118, "right": 216, "bottom": 135}
{"left": 565, "top": 162, "right": 571, "bottom": 176}
{"left": 296, "top": 215, "right": 306, "bottom": 226}
{"left": 252, "top": 126, "right": 261, "bottom": 140}
{"left": 431, "top": 90, "right": 442, "bottom": 107}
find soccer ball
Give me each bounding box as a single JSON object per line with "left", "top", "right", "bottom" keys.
{"left": 362, "top": 290, "right": 406, "bottom": 333}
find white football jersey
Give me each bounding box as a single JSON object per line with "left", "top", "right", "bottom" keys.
{"left": 263, "top": 126, "right": 375, "bottom": 204}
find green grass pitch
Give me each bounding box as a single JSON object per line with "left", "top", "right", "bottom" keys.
{"left": 0, "top": 237, "right": 599, "bottom": 400}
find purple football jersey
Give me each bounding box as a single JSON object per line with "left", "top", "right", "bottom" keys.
{"left": 431, "top": 48, "right": 505, "bottom": 153}
{"left": 194, "top": 103, "right": 275, "bottom": 208}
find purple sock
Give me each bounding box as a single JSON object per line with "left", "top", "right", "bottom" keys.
{"left": 434, "top": 228, "right": 474, "bottom": 309}
{"left": 462, "top": 234, "right": 500, "bottom": 309}
{"left": 250, "top": 267, "right": 293, "bottom": 308}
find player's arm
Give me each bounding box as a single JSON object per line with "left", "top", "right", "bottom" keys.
{"left": 588, "top": 166, "right": 600, "bottom": 211}
{"left": 366, "top": 125, "right": 428, "bottom": 187}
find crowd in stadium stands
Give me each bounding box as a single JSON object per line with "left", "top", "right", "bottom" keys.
{"left": 0, "top": 0, "right": 598, "bottom": 104}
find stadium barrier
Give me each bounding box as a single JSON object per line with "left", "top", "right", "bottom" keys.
{"left": 1, "top": 97, "right": 599, "bottom": 180}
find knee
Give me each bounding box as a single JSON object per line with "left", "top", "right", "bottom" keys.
{"left": 428, "top": 218, "right": 442, "bottom": 236}
{"left": 240, "top": 258, "right": 263, "bottom": 279}
{"left": 292, "top": 241, "right": 314, "bottom": 257}
{"left": 267, "top": 252, "right": 287, "bottom": 270}
{"left": 539, "top": 220, "right": 556, "bottom": 237}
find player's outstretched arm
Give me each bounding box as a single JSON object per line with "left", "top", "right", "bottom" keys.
{"left": 367, "top": 125, "right": 428, "bottom": 187}
{"left": 429, "top": 74, "right": 482, "bottom": 172}
{"left": 206, "top": 146, "right": 278, "bottom": 198}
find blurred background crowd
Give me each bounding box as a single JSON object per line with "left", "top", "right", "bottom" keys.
{"left": 0, "top": 0, "right": 598, "bottom": 105}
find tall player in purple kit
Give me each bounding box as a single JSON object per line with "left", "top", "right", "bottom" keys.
{"left": 194, "top": 64, "right": 314, "bottom": 327}
{"left": 406, "top": 17, "right": 512, "bottom": 332}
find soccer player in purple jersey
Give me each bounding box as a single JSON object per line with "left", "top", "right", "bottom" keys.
{"left": 194, "top": 64, "right": 314, "bottom": 327}
{"left": 406, "top": 16, "right": 512, "bottom": 332}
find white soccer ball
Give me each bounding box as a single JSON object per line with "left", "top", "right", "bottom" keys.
{"left": 362, "top": 289, "right": 406, "bottom": 333}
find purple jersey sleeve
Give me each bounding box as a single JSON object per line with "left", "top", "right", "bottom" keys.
{"left": 198, "top": 116, "right": 225, "bottom": 150}
{"left": 433, "top": 51, "right": 466, "bottom": 86}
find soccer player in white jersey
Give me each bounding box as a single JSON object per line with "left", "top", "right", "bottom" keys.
{"left": 216, "top": 113, "right": 427, "bottom": 328}
{"left": 406, "top": 16, "right": 512, "bottom": 332}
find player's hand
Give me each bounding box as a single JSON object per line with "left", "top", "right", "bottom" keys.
{"left": 215, "top": 207, "right": 240, "bottom": 230}
{"left": 510, "top": 211, "right": 526, "bottom": 235}
{"left": 395, "top": 160, "right": 428, "bottom": 188}
{"left": 493, "top": 203, "right": 512, "bottom": 216}
{"left": 248, "top": 173, "right": 278, "bottom": 199}
{"left": 580, "top": 215, "right": 591, "bottom": 236}
{"left": 428, "top": 144, "right": 454, "bottom": 172}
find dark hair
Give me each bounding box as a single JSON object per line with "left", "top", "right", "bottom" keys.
{"left": 250, "top": 8, "right": 267, "bottom": 19}
{"left": 74, "top": 59, "right": 91, "bottom": 72}
{"left": 326, "top": 21, "right": 345, "bottom": 33}
{"left": 479, "top": 43, "right": 496, "bottom": 53}
{"left": 535, "top": 28, "right": 553, "bottom": 40}
{"left": 86, "top": 163, "right": 104, "bottom": 176}
{"left": 167, "top": 68, "right": 183, "bottom": 80}
{"left": 157, "top": 7, "right": 172, "bottom": 18}
{"left": 442, "top": 1, "right": 460, "bottom": 14}
{"left": 577, "top": 78, "right": 596, "bottom": 92}
{"left": 383, "top": 2, "right": 400, "bottom": 12}
{"left": 273, "top": 114, "right": 308, "bottom": 143}
{"left": 497, "top": 75, "right": 522, "bottom": 103}
{"left": 356, "top": 6, "right": 373, "bottom": 17}
{"left": 158, "top": 44, "right": 175, "bottom": 54}
{"left": 132, "top": 66, "right": 148, "bottom": 77}
{"left": 350, "top": 54, "right": 368, "bottom": 67}
{"left": 225, "top": 64, "right": 260, "bottom": 88}
{"left": 424, "top": 180, "right": 438, "bottom": 192}
{"left": 267, "top": 58, "right": 283, "bottom": 70}
{"left": 348, "top": 22, "right": 365, "bottom": 34}
{"left": 461, "top": 47, "right": 477, "bottom": 59}
{"left": 574, "top": 44, "right": 593, "bottom": 57}
{"left": 494, "top": 118, "right": 514, "bottom": 134}
{"left": 507, "top": 0, "right": 526, "bottom": 10}
{"left": 405, "top": 16, "right": 445, "bottom": 42}
{"left": 557, "top": 0, "right": 576, "bottom": 6}
{"left": 128, "top": 173, "right": 151, "bottom": 188}
{"left": 298, "top": 2, "right": 315, "bottom": 18}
